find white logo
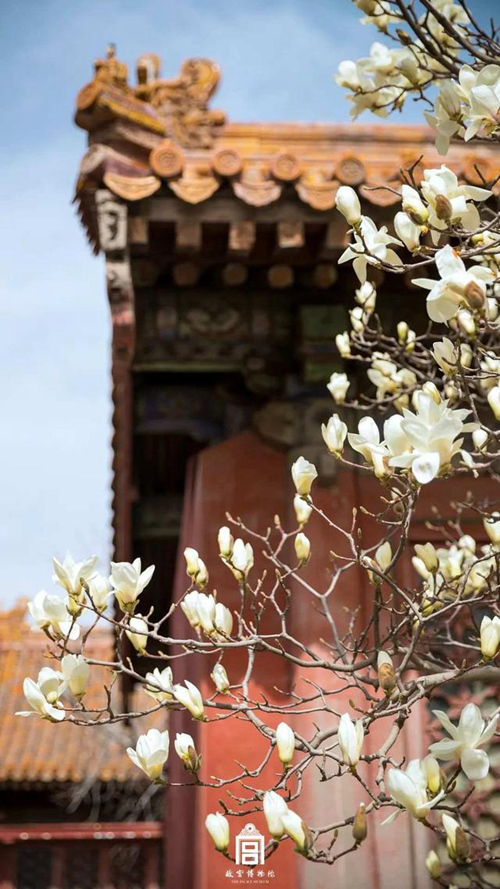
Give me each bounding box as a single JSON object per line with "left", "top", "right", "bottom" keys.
{"left": 235, "top": 823, "right": 265, "bottom": 866}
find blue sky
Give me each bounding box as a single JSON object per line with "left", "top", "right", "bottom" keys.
{"left": 0, "top": 0, "right": 497, "bottom": 605}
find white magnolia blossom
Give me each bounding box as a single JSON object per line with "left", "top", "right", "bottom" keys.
{"left": 291, "top": 456, "right": 318, "bottom": 496}
{"left": 295, "top": 532, "right": 311, "bottom": 565}
{"left": 205, "top": 813, "right": 230, "bottom": 852}
{"left": 87, "top": 574, "right": 111, "bottom": 612}
{"left": 173, "top": 680, "right": 205, "bottom": 720}
{"left": 183, "top": 548, "right": 209, "bottom": 588}
{"left": 214, "top": 602, "right": 233, "bottom": 638}
{"left": 174, "top": 732, "right": 200, "bottom": 772}
{"left": 322, "top": 414, "right": 347, "bottom": 456}
{"left": 52, "top": 553, "right": 98, "bottom": 597}
{"left": 488, "top": 386, "right": 500, "bottom": 421}
{"left": 414, "top": 245, "right": 494, "bottom": 323}
{"left": 218, "top": 526, "right": 234, "bottom": 558}
{"left": 16, "top": 677, "right": 65, "bottom": 722}
{"left": 144, "top": 666, "right": 175, "bottom": 703}
{"left": 338, "top": 713, "right": 364, "bottom": 767}
{"left": 28, "top": 590, "right": 80, "bottom": 641}
{"left": 294, "top": 494, "right": 312, "bottom": 526}
{"left": 37, "top": 667, "right": 65, "bottom": 704}
{"left": 425, "top": 81, "right": 464, "bottom": 155}
{"left": 126, "top": 728, "right": 169, "bottom": 782}
{"left": 263, "top": 790, "right": 289, "bottom": 839}
{"left": 125, "top": 615, "right": 149, "bottom": 655}
{"left": 420, "top": 165, "right": 491, "bottom": 239}
{"left": 61, "top": 654, "right": 90, "bottom": 699}
{"left": 280, "top": 810, "right": 311, "bottom": 852}
{"left": 335, "top": 331, "right": 351, "bottom": 358}
{"left": 335, "top": 185, "right": 362, "bottom": 226}
{"left": 355, "top": 281, "right": 376, "bottom": 314}
{"left": 384, "top": 759, "right": 444, "bottom": 822}
{"left": 327, "top": 372, "right": 350, "bottom": 404}
{"left": 441, "top": 812, "right": 468, "bottom": 862}
{"left": 394, "top": 211, "right": 421, "bottom": 252}
{"left": 429, "top": 702, "right": 498, "bottom": 780}
{"left": 211, "top": 662, "right": 230, "bottom": 694}
{"left": 480, "top": 615, "right": 500, "bottom": 660}
{"left": 338, "top": 216, "right": 402, "bottom": 283}
{"left": 230, "top": 538, "right": 254, "bottom": 581}
{"left": 401, "top": 185, "right": 428, "bottom": 225}
{"left": 276, "top": 721, "right": 295, "bottom": 767}
{"left": 109, "top": 558, "right": 155, "bottom": 612}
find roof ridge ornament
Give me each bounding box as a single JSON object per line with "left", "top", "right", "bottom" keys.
{"left": 134, "top": 56, "right": 226, "bottom": 148}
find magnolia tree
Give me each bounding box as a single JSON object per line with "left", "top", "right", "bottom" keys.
{"left": 17, "top": 1, "right": 500, "bottom": 884}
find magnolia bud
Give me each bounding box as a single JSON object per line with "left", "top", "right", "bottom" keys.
{"left": 487, "top": 386, "right": 500, "bottom": 420}
{"left": 294, "top": 494, "right": 312, "bottom": 526}
{"left": 465, "top": 280, "right": 485, "bottom": 311}
{"left": 336, "top": 332, "right": 351, "bottom": 358}
{"left": 291, "top": 456, "right": 318, "bottom": 496}
{"left": 205, "top": 813, "right": 230, "bottom": 853}
{"left": 435, "top": 193, "right": 452, "bottom": 221}
{"left": 414, "top": 542, "right": 438, "bottom": 573}
{"left": 276, "top": 722, "right": 295, "bottom": 768}
{"left": 397, "top": 321, "right": 409, "bottom": 343}
{"left": 377, "top": 651, "right": 396, "bottom": 693}
{"left": 423, "top": 755, "right": 441, "bottom": 795}
{"left": 211, "top": 663, "right": 230, "bottom": 693}
{"left": 480, "top": 615, "right": 500, "bottom": 660}
{"left": 352, "top": 803, "right": 367, "bottom": 843}
{"left": 473, "top": 428, "right": 488, "bottom": 452}
{"left": 295, "top": 532, "right": 311, "bottom": 565}
{"left": 425, "top": 850, "right": 441, "bottom": 879}
{"left": 422, "top": 381, "right": 441, "bottom": 405}
{"left": 394, "top": 211, "right": 421, "bottom": 251}
{"left": 218, "top": 526, "right": 234, "bottom": 558}
{"left": 335, "top": 186, "right": 362, "bottom": 227}
{"left": 401, "top": 185, "right": 428, "bottom": 225}
{"left": 442, "top": 813, "right": 469, "bottom": 863}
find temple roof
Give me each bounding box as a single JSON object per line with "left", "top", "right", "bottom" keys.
{"left": 0, "top": 601, "right": 162, "bottom": 786}
{"left": 74, "top": 46, "right": 500, "bottom": 252}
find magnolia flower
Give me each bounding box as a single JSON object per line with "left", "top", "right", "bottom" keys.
{"left": 442, "top": 813, "right": 470, "bottom": 863}
{"left": 263, "top": 790, "right": 289, "bottom": 839}
{"left": 28, "top": 590, "right": 80, "bottom": 641}
{"left": 280, "top": 810, "right": 312, "bottom": 853}
{"left": 335, "top": 185, "right": 362, "bottom": 226}
{"left": 125, "top": 616, "right": 149, "bottom": 654}
{"left": 420, "top": 164, "right": 491, "bottom": 240}
{"left": 87, "top": 574, "right": 111, "bottom": 612}
{"left": 205, "top": 813, "right": 230, "bottom": 852}
{"left": 276, "top": 722, "right": 295, "bottom": 767}
{"left": 183, "top": 548, "right": 208, "bottom": 588}
{"left": 480, "top": 616, "right": 500, "bottom": 660}
{"left": 295, "top": 532, "right": 311, "bottom": 565}
{"left": 335, "top": 331, "right": 351, "bottom": 358}
{"left": 214, "top": 602, "right": 233, "bottom": 638}
{"left": 144, "top": 666, "right": 175, "bottom": 702}
{"left": 291, "top": 456, "right": 318, "bottom": 496}
{"left": 109, "top": 558, "right": 155, "bottom": 612}
{"left": 414, "top": 245, "right": 493, "bottom": 323}
{"left": 414, "top": 543, "right": 438, "bottom": 573}
{"left": 401, "top": 185, "right": 428, "bottom": 225}
{"left": 484, "top": 513, "right": 500, "bottom": 545}
{"left": 211, "top": 663, "right": 230, "bottom": 693}
{"left": 322, "top": 414, "right": 347, "bottom": 456}
{"left": 230, "top": 539, "right": 254, "bottom": 581}
{"left": 425, "top": 850, "right": 441, "bottom": 879}
{"left": 37, "top": 667, "right": 65, "bottom": 704}
{"left": 196, "top": 593, "right": 217, "bottom": 635}
{"left": 61, "top": 654, "right": 90, "bottom": 699}
{"left": 384, "top": 759, "right": 444, "bottom": 822}
{"left": 173, "top": 680, "right": 205, "bottom": 720}
{"left": 174, "top": 732, "right": 200, "bottom": 772}
{"left": 327, "top": 372, "right": 350, "bottom": 404}
{"left": 218, "top": 526, "right": 234, "bottom": 558}
{"left": 394, "top": 212, "right": 421, "bottom": 252}
{"left": 388, "top": 392, "right": 475, "bottom": 485}
{"left": 338, "top": 713, "right": 364, "bottom": 767}
{"left": 487, "top": 386, "right": 500, "bottom": 420}
{"left": 425, "top": 81, "right": 464, "bottom": 155}
{"left": 52, "top": 553, "right": 98, "bottom": 597}
{"left": 375, "top": 541, "right": 392, "bottom": 572}
{"left": 423, "top": 754, "right": 442, "bottom": 795}
{"left": 355, "top": 281, "right": 376, "bottom": 314}
{"left": 16, "top": 677, "right": 65, "bottom": 722}
{"left": 126, "top": 728, "right": 169, "bottom": 782}
{"left": 338, "top": 216, "right": 402, "bottom": 283}
{"left": 348, "top": 417, "right": 388, "bottom": 478}
{"left": 429, "top": 702, "right": 498, "bottom": 780}
{"left": 294, "top": 494, "right": 312, "bottom": 526}
{"left": 473, "top": 428, "right": 488, "bottom": 452}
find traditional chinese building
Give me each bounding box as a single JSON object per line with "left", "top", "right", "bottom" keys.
{"left": 2, "top": 44, "right": 500, "bottom": 889}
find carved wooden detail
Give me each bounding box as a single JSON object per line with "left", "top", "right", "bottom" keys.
{"left": 277, "top": 221, "right": 304, "bottom": 250}
{"left": 233, "top": 171, "right": 281, "bottom": 207}
{"left": 96, "top": 190, "right": 128, "bottom": 252}
{"left": 150, "top": 140, "right": 184, "bottom": 178}
{"left": 175, "top": 222, "right": 202, "bottom": 251}
{"left": 296, "top": 175, "right": 339, "bottom": 211}
{"left": 228, "top": 221, "right": 256, "bottom": 254}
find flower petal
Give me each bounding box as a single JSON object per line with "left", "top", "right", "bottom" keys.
{"left": 461, "top": 747, "right": 490, "bottom": 781}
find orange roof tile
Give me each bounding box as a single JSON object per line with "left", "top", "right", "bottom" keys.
{"left": 0, "top": 602, "right": 164, "bottom": 785}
